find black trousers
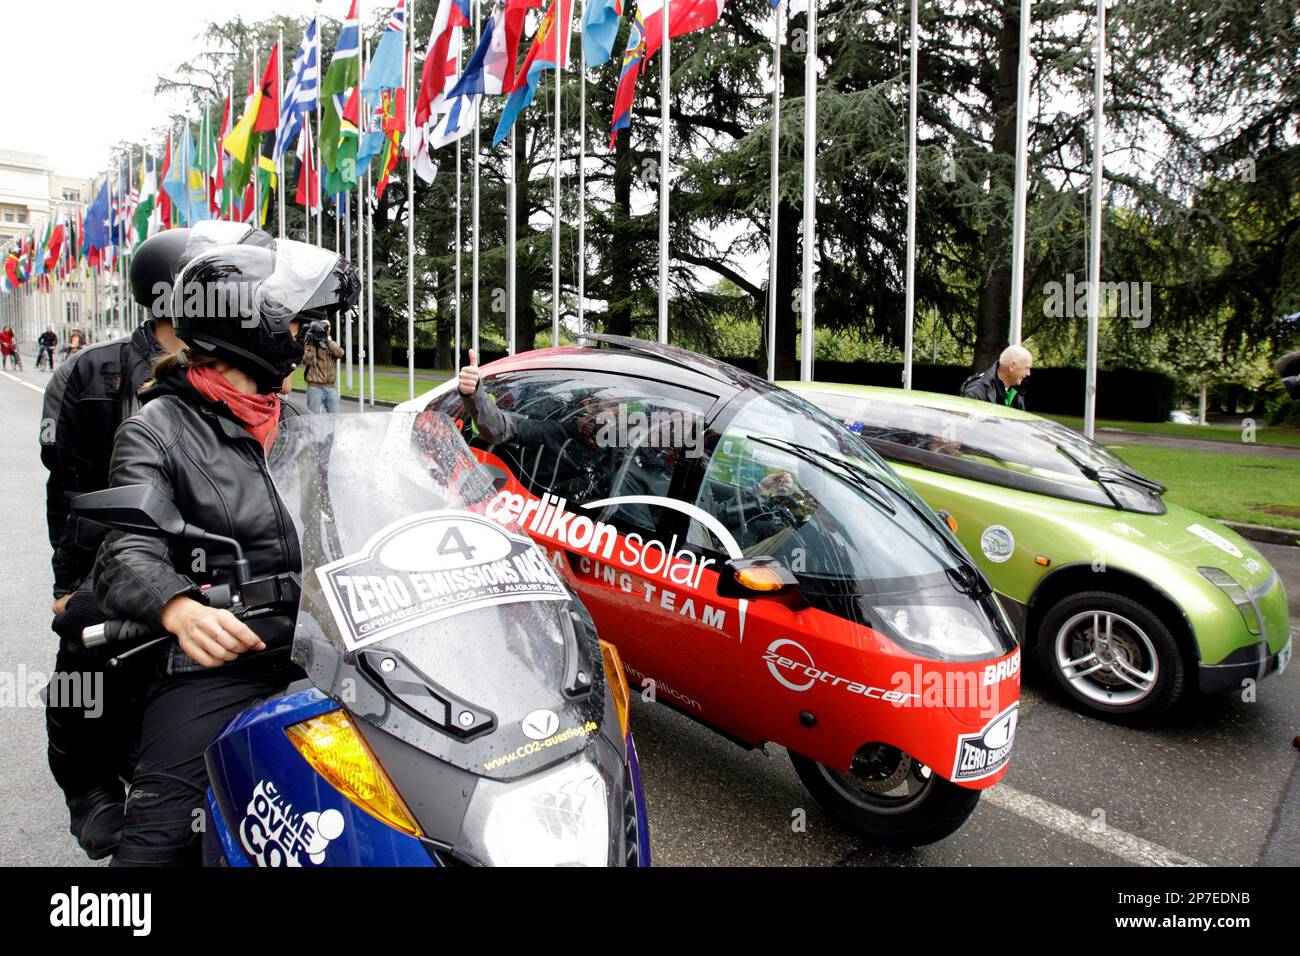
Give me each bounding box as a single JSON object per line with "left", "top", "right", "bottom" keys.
{"left": 112, "top": 651, "right": 294, "bottom": 867}
{"left": 46, "top": 590, "right": 149, "bottom": 824}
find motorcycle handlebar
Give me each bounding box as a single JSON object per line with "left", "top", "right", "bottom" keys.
{"left": 81, "top": 618, "right": 159, "bottom": 649}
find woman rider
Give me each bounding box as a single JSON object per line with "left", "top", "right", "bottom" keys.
{"left": 93, "top": 236, "right": 359, "bottom": 866}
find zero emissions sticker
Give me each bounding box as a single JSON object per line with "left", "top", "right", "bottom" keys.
{"left": 316, "top": 510, "right": 570, "bottom": 652}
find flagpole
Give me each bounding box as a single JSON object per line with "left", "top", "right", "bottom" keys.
{"left": 367, "top": 167, "right": 375, "bottom": 404}
{"left": 1008, "top": 0, "right": 1032, "bottom": 345}
{"left": 1083, "top": 0, "right": 1105, "bottom": 439}
{"left": 902, "top": 0, "right": 917, "bottom": 390}
{"left": 799, "top": 0, "right": 817, "bottom": 382}
{"left": 507, "top": 127, "right": 516, "bottom": 354}
{"left": 407, "top": 0, "right": 417, "bottom": 400}
{"left": 658, "top": 0, "right": 670, "bottom": 344}
{"left": 278, "top": 29, "right": 287, "bottom": 239}
{"left": 345, "top": 182, "right": 353, "bottom": 390}
{"left": 551, "top": 0, "right": 562, "bottom": 348}
{"left": 357, "top": 185, "right": 365, "bottom": 412}
{"left": 315, "top": 2, "right": 324, "bottom": 247}
{"left": 577, "top": 38, "right": 585, "bottom": 336}
{"left": 471, "top": 0, "right": 481, "bottom": 356}
{"left": 454, "top": 42, "right": 463, "bottom": 370}
{"left": 253, "top": 47, "right": 262, "bottom": 228}
{"left": 766, "top": 0, "right": 781, "bottom": 381}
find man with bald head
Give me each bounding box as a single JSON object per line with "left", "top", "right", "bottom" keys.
{"left": 960, "top": 344, "right": 1033, "bottom": 409}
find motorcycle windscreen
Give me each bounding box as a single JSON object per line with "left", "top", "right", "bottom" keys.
{"left": 268, "top": 412, "right": 607, "bottom": 780}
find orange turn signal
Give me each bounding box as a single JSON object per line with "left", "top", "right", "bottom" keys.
{"left": 600, "top": 640, "right": 631, "bottom": 738}
{"left": 735, "top": 566, "right": 788, "bottom": 593}
{"left": 945, "top": 513, "right": 959, "bottom": 534}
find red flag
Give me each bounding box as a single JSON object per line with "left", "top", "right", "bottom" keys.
{"left": 503, "top": 0, "right": 544, "bottom": 94}
{"left": 158, "top": 132, "right": 173, "bottom": 229}
{"left": 213, "top": 87, "right": 232, "bottom": 215}
{"left": 295, "top": 121, "right": 320, "bottom": 211}
{"left": 254, "top": 42, "right": 282, "bottom": 132}
{"left": 44, "top": 224, "right": 65, "bottom": 272}
{"left": 415, "top": 0, "right": 472, "bottom": 124}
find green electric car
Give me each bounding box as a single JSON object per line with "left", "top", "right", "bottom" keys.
{"left": 787, "top": 382, "right": 1293, "bottom": 720}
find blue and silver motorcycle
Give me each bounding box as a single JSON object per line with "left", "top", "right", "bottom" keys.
{"left": 75, "top": 410, "right": 651, "bottom": 867}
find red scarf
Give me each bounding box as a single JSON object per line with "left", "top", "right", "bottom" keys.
{"left": 187, "top": 364, "right": 282, "bottom": 453}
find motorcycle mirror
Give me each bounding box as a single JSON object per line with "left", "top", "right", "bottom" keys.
{"left": 717, "top": 557, "right": 805, "bottom": 607}
{"left": 71, "top": 484, "right": 188, "bottom": 537}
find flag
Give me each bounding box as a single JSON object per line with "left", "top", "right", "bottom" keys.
{"left": 582, "top": 0, "right": 623, "bottom": 67}
{"left": 44, "top": 223, "right": 65, "bottom": 274}
{"left": 641, "top": 0, "right": 726, "bottom": 58}
{"left": 295, "top": 118, "right": 321, "bottom": 212}
{"left": 215, "top": 89, "right": 233, "bottom": 216}
{"left": 502, "top": 0, "right": 544, "bottom": 93}
{"left": 274, "top": 17, "right": 321, "bottom": 161}
{"left": 325, "top": 87, "right": 361, "bottom": 195}
{"left": 360, "top": 1, "right": 407, "bottom": 104}
{"left": 492, "top": 0, "right": 575, "bottom": 147}
{"left": 254, "top": 41, "right": 282, "bottom": 132}
{"left": 83, "top": 179, "right": 112, "bottom": 252}
{"left": 161, "top": 133, "right": 176, "bottom": 230}
{"left": 164, "top": 126, "right": 210, "bottom": 225}
{"left": 424, "top": 3, "right": 504, "bottom": 156}
{"left": 415, "top": 0, "right": 471, "bottom": 124}
{"left": 225, "top": 66, "right": 264, "bottom": 195}
{"left": 374, "top": 87, "right": 406, "bottom": 198}
{"left": 257, "top": 156, "right": 277, "bottom": 226}
{"left": 321, "top": 0, "right": 362, "bottom": 181}
{"left": 134, "top": 155, "right": 158, "bottom": 245}
{"left": 609, "top": 6, "right": 647, "bottom": 147}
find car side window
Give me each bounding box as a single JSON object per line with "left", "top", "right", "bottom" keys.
{"left": 433, "top": 370, "right": 714, "bottom": 538}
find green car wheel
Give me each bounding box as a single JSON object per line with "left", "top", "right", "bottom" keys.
{"left": 1036, "top": 591, "right": 1188, "bottom": 720}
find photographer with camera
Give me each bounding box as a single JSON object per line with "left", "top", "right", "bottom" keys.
{"left": 301, "top": 318, "right": 345, "bottom": 414}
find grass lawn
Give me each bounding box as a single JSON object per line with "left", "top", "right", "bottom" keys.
{"left": 1103, "top": 443, "right": 1300, "bottom": 532}
{"left": 290, "top": 366, "right": 451, "bottom": 405}
{"left": 1044, "top": 414, "right": 1300, "bottom": 448}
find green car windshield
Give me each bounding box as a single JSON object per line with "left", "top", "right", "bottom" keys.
{"left": 807, "top": 390, "right": 1162, "bottom": 510}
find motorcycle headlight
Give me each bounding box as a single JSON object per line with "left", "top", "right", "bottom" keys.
{"left": 461, "top": 757, "right": 613, "bottom": 866}
{"left": 873, "top": 602, "right": 1005, "bottom": 661}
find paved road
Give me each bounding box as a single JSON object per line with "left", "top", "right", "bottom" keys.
{"left": 2, "top": 366, "right": 1297, "bottom": 867}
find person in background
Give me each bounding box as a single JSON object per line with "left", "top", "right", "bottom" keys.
{"left": 960, "top": 344, "right": 1033, "bottom": 410}
{"left": 37, "top": 325, "right": 58, "bottom": 370}
{"left": 301, "top": 317, "right": 345, "bottom": 414}
{"left": 0, "top": 324, "right": 18, "bottom": 370}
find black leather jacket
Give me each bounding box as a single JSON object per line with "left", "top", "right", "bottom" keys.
{"left": 960, "top": 362, "right": 1027, "bottom": 410}
{"left": 93, "top": 365, "right": 302, "bottom": 634}
{"left": 41, "top": 323, "right": 167, "bottom": 597}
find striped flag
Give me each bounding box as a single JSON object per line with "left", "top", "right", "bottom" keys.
{"left": 274, "top": 18, "right": 321, "bottom": 161}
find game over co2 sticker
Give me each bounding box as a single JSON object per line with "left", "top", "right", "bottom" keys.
{"left": 316, "top": 510, "right": 569, "bottom": 652}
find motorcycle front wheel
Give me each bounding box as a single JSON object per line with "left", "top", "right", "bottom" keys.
{"left": 790, "top": 744, "right": 980, "bottom": 847}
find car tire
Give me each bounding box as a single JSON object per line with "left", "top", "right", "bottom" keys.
{"left": 789, "top": 749, "right": 980, "bottom": 847}
{"left": 1036, "top": 590, "right": 1186, "bottom": 721}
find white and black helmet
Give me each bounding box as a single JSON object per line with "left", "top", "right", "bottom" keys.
{"left": 171, "top": 236, "right": 360, "bottom": 392}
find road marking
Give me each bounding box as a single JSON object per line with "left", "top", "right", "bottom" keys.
{"left": 984, "top": 783, "right": 1207, "bottom": 866}
{"left": 0, "top": 371, "right": 45, "bottom": 395}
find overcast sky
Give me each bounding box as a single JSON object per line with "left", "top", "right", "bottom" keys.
{"left": 2, "top": 0, "right": 320, "bottom": 179}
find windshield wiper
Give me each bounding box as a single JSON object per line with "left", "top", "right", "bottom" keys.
{"left": 748, "top": 436, "right": 896, "bottom": 515}
{"left": 1054, "top": 443, "right": 1164, "bottom": 494}
{"left": 749, "top": 436, "right": 990, "bottom": 596}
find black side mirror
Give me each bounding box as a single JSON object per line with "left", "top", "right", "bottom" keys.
{"left": 71, "top": 485, "right": 187, "bottom": 537}
{"left": 717, "top": 557, "right": 805, "bottom": 607}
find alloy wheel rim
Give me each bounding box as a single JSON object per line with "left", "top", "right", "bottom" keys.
{"left": 1054, "top": 609, "right": 1159, "bottom": 706}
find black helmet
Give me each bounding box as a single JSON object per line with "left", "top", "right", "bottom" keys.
{"left": 171, "top": 238, "right": 359, "bottom": 392}
{"left": 130, "top": 229, "right": 191, "bottom": 312}
{"left": 130, "top": 222, "right": 276, "bottom": 318}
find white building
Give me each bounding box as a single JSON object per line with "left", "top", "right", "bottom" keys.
{"left": 0, "top": 149, "right": 111, "bottom": 358}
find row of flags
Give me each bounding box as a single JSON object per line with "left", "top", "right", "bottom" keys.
{"left": 4, "top": 0, "right": 733, "bottom": 296}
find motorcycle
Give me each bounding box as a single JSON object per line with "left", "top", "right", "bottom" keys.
{"left": 73, "top": 410, "right": 650, "bottom": 867}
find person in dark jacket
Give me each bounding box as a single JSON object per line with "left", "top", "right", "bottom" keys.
{"left": 37, "top": 326, "right": 58, "bottom": 370}
{"left": 41, "top": 222, "right": 274, "bottom": 860}
{"left": 92, "top": 236, "right": 358, "bottom": 866}
{"left": 960, "top": 344, "right": 1033, "bottom": 410}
